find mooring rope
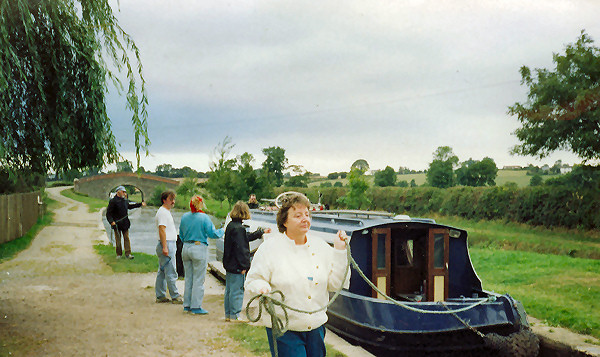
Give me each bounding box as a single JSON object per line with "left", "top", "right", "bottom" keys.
{"left": 245, "top": 238, "right": 494, "bottom": 356}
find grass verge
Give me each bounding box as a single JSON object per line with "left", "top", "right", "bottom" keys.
{"left": 471, "top": 247, "right": 600, "bottom": 340}
{"left": 60, "top": 188, "right": 107, "bottom": 212}
{"left": 93, "top": 243, "right": 156, "bottom": 273}
{"left": 0, "top": 194, "right": 59, "bottom": 263}
{"left": 434, "top": 214, "right": 600, "bottom": 259}
{"left": 227, "top": 323, "right": 346, "bottom": 356}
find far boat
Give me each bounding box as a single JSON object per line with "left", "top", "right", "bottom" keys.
{"left": 214, "top": 192, "right": 539, "bottom": 356}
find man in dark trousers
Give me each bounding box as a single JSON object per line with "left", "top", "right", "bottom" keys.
{"left": 106, "top": 185, "right": 146, "bottom": 259}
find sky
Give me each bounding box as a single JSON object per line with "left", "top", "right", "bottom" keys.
{"left": 105, "top": 0, "right": 600, "bottom": 175}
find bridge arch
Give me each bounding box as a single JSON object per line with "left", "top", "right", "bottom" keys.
{"left": 74, "top": 172, "right": 179, "bottom": 201}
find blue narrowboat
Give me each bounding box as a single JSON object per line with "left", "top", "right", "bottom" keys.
{"left": 215, "top": 204, "right": 539, "bottom": 356}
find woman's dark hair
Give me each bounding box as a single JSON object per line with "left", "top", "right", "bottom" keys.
{"left": 276, "top": 193, "right": 310, "bottom": 233}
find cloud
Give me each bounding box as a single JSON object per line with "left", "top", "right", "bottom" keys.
{"left": 106, "top": 0, "right": 600, "bottom": 174}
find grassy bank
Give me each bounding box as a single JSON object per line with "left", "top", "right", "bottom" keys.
{"left": 433, "top": 214, "right": 600, "bottom": 259}
{"left": 471, "top": 248, "right": 600, "bottom": 340}
{"left": 93, "top": 243, "right": 156, "bottom": 273}
{"left": 60, "top": 188, "right": 107, "bottom": 212}
{"left": 0, "top": 193, "right": 60, "bottom": 263}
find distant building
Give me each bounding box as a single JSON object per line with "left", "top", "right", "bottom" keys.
{"left": 560, "top": 166, "right": 573, "bottom": 174}
{"left": 502, "top": 165, "right": 522, "bottom": 170}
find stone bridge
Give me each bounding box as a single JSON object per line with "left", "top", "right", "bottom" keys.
{"left": 74, "top": 172, "right": 179, "bottom": 201}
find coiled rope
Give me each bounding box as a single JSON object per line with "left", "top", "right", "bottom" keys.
{"left": 245, "top": 238, "right": 494, "bottom": 355}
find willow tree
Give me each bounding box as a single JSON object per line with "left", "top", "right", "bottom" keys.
{"left": 0, "top": 0, "right": 149, "bottom": 189}
{"left": 509, "top": 31, "right": 600, "bottom": 161}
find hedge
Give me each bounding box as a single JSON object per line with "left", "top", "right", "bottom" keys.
{"left": 274, "top": 185, "right": 600, "bottom": 230}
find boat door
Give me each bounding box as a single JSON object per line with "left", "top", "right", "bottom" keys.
{"left": 371, "top": 228, "right": 391, "bottom": 299}
{"left": 426, "top": 228, "right": 449, "bottom": 302}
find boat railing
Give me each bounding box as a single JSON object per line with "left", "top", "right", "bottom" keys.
{"left": 312, "top": 210, "right": 395, "bottom": 219}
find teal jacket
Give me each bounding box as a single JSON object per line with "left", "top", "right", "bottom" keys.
{"left": 179, "top": 212, "right": 224, "bottom": 245}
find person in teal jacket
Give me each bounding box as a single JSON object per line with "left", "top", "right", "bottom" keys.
{"left": 179, "top": 195, "right": 224, "bottom": 314}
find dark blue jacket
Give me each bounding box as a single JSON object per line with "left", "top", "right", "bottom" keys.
{"left": 106, "top": 196, "right": 142, "bottom": 231}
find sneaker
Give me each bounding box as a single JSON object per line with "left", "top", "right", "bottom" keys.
{"left": 184, "top": 306, "right": 190, "bottom": 312}
{"left": 126, "top": 255, "right": 134, "bottom": 260}
{"left": 230, "top": 316, "right": 248, "bottom": 323}
{"left": 189, "top": 308, "right": 208, "bottom": 315}
{"left": 156, "top": 297, "right": 171, "bottom": 303}
{"left": 116, "top": 255, "right": 122, "bottom": 260}
{"left": 224, "top": 317, "right": 230, "bottom": 322}
{"left": 171, "top": 296, "right": 183, "bottom": 304}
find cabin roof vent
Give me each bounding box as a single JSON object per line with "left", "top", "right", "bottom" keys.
{"left": 393, "top": 214, "right": 411, "bottom": 221}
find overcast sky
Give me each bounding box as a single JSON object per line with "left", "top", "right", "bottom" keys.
{"left": 106, "top": 0, "right": 599, "bottom": 175}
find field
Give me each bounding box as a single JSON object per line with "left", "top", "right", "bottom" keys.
{"left": 308, "top": 169, "right": 560, "bottom": 187}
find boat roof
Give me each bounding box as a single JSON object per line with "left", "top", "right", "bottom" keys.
{"left": 250, "top": 209, "right": 461, "bottom": 236}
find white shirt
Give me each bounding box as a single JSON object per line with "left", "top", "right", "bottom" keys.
{"left": 155, "top": 206, "right": 177, "bottom": 241}
{"left": 245, "top": 232, "right": 350, "bottom": 331}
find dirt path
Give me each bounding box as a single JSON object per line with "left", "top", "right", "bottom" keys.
{"left": 0, "top": 187, "right": 252, "bottom": 356}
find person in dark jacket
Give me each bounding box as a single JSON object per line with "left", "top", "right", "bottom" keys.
{"left": 223, "top": 201, "right": 271, "bottom": 322}
{"left": 106, "top": 185, "right": 145, "bottom": 259}
{"left": 247, "top": 194, "right": 259, "bottom": 209}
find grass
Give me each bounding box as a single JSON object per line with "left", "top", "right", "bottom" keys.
{"left": 60, "top": 188, "right": 107, "bottom": 212}
{"left": 0, "top": 194, "right": 60, "bottom": 263}
{"left": 433, "top": 214, "right": 600, "bottom": 259}
{"left": 93, "top": 243, "right": 157, "bottom": 273}
{"left": 470, "top": 248, "right": 600, "bottom": 339}
{"left": 227, "top": 323, "right": 346, "bottom": 356}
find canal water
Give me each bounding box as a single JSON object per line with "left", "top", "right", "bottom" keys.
{"left": 101, "top": 207, "right": 223, "bottom": 260}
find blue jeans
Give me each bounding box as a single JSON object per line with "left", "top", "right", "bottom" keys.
{"left": 182, "top": 243, "right": 208, "bottom": 309}
{"left": 155, "top": 241, "right": 179, "bottom": 299}
{"left": 266, "top": 325, "right": 326, "bottom": 357}
{"left": 224, "top": 272, "right": 245, "bottom": 319}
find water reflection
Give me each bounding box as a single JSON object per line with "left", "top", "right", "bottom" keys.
{"left": 101, "top": 207, "right": 223, "bottom": 260}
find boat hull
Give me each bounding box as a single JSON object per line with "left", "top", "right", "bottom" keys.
{"left": 325, "top": 290, "right": 529, "bottom": 356}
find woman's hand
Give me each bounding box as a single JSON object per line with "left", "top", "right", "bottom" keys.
{"left": 334, "top": 230, "right": 349, "bottom": 250}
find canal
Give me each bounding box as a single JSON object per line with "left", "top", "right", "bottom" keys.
{"left": 101, "top": 206, "right": 223, "bottom": 260}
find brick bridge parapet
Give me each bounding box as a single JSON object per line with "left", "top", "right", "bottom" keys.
{"left": 74, "top": 172, "right": 179, "bottom": 201}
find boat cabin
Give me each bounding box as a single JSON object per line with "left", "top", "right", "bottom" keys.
{"left": 247, "top": 209, "right": 483, "bottom": 303}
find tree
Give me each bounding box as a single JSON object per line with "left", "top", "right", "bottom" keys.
{"left": 206, "top": 137, "right": 237, "bottom": 205}
{"left": 426, "top": 146, "right": 459, "bottom": 188}
{"left": 374, "top": 166, "right": 397, "bottom": 187}
{"left": 262, "top": 146, "right": 288, "bottom": 187}
{"left": 155, "top": 164, "right": 173, "bottom": 177}
{"left": 455, "top": 157, "right": 498, "bottom": 186}
{"left": 338, "top": 168, "right": 370, "bottom": 209}
{"left": 235, "top": 152, "right": 260, "bottom": 200}
{"left": 351, "top": 159, "right": 370, "bottom": 173}
{"left": 0, "top": 0, "right": 149, "bottom": 190}
{"left": 327, "top": 172, "right": 339, "bottom": 180}
{"left": 530, "top": 174, "right": 543, "bottom": 186}
{"left": 116, "top": 161, "right": 133, "bottom": 173}
{"left": 509, "top": 31, "right": 600, "bottom": 162}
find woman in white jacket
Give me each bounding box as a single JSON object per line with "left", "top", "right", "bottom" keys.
{"left": 245, "top": 193, "right": 350, "bottom": 357}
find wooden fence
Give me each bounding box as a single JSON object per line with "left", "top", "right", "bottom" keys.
{"left": 0, "top": 191, "right": 44, "bottom": 244}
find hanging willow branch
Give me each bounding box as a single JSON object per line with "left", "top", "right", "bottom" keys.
{"left": 0, "top": 0, "right": 150, "bottom": 182}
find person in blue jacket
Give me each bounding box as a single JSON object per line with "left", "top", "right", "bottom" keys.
{"left": 179, "top": 195, "right": 224, "bottom": 314}
{"left": 223, "top": 201, "right": 271, "bottom": 322}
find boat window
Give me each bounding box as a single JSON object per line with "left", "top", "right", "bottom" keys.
{"left": 434, "top": 233, "right": 445, "bottom": 268}
{"left": 396, "top": 239, "right": 414, "bottom": 267}
{"left": 376, "top": 233, "right": 386, "bottom": 269}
